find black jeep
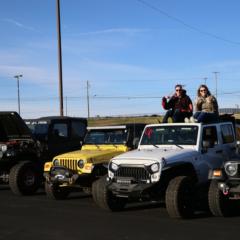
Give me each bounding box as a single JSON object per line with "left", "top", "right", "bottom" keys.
{"left": 0, "top": 112, "right": 87, "bottom": 196}
{"left": 0, "top": 112, "right": 41, "bottom": 195}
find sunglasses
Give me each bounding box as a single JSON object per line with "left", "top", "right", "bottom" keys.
{"left": 200, "top": 89, "right": 206, "bottom": 92}
{"left": 175, "top": 89, "right": 182, "bottom": 92}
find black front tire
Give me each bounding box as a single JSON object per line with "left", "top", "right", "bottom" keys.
{"left": 208, "top": 180, "right": 233, "bottom": 217}
{"left": 92, "top": 177, "right": 126, "bottom": 211}
{"left": 45, "top": 182, "right": 69, "bottom": 200}
{"left": 166, "top": 176, "right": 195, "bottom": 219}
{"left": 9, "top": 161, "right": 41, "bottom": 196}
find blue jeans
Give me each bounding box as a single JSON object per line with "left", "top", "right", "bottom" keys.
{"left": 163, "top": 109, "right": 192, "bottom": 123}
{"left": 193, "top": 111, "right": 218, "bottom": 123}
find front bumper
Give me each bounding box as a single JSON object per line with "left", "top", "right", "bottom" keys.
{"left": 107, "top": 177, "right": 155, "bottom": 199}
{"left": 44, "top": 166, "right": 81, "bottom": 186}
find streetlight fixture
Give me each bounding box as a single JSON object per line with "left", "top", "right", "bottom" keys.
{"left": 14, "top": 74, "right": 23, "bottom": 115}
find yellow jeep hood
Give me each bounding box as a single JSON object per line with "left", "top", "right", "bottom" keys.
{"left": 53, "top": 144, "right": 128, "bottom": 163}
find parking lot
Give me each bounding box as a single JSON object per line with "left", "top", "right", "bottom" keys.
{"left": 0, "top": 187, "right": 239, "bottom": 240}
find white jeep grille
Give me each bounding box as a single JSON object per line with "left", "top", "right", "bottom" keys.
{"left": 115, "top": 167, "right": 150, "bottom": 181}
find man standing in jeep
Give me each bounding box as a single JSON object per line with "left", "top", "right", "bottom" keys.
{"left": 162, "top": 84, "right": 193, "bottom": 123}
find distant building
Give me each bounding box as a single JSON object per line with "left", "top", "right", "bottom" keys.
{"left": 219, "top": 108, "right": 240, "bottom": 114}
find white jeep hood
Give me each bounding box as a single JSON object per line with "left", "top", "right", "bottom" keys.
{"left": 112, "top": 147, "right": 198, "bottom": 166}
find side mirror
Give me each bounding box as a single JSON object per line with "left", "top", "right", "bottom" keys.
{"left": 202, "top": 140, "right": 211, "bottom": 148}
{"left": 202, "top": 140, "right": 210, "bottom": 153}
{"left": 133, "top": 137, "right": 140, "bottom": 149}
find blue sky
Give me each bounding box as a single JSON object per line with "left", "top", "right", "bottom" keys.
{"left": 1, "top": 0, "right": 240, "bottom": 118}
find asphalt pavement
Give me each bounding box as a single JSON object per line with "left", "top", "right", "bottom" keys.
{"left": 0, "top": 187, "right": 239, "bottom": 240}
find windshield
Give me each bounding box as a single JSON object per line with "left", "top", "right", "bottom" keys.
{"left": 26, "top": 122, "right": 49, "bottom": 135}
{"left": 84, "top": 129, "right": 127, "bottom": 144}
{"left": 141, "top": 125, "right": 198, "bottom": 146}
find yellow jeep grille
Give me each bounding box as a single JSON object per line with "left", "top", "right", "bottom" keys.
{"left": 59, "top": 159, "right": 78, "bottom": 171}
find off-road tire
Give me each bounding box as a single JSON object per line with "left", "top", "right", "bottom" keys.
{"left": 166, "top": 176, "right": 195, "bottom": 219}
{"left": 208, "top": 180, "right": 233, "bottom": 217}
{"left": 92, "top": 176, "right": 126, "bottom": 211}
{"left": 9, "top": 161, "right": 41, "bottom": 196}
{"left": 45, "top": 182, "right": 69, "bottom": 200}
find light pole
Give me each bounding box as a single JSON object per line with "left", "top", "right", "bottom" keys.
{"left": 203, "top": 77, "right": 208, "bottom": 85}
{"left": 87, "top": 80, "right": 90, "bottom": 118}
{"left": 56, "top": 0, "right": 64, "bottom": 116}
{"left": 213, "top": 72, "right": 219, "bottom": 99}
{"left": 14, "top": 74, "right": 23, "bottom": 115}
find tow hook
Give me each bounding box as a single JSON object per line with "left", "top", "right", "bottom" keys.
{"left": 219, "top": 183, "right": 229, "bottom": 195}
{"left": 223, "top": 188, "right": 229, "bottom": 195}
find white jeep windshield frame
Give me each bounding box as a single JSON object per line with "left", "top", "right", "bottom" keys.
{"left": 139, "top": 124, "right": 199, "bottom": 147}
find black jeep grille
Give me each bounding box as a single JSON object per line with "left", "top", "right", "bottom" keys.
{"left": 59, "top": 159, "right": 78, "bottom": 171}
{"left": 115, "top": 167, "right": 150, "bottom": 181}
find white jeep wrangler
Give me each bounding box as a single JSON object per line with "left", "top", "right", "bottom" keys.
{"left": 93, "top": 119, "right": 239, "bottom": 218}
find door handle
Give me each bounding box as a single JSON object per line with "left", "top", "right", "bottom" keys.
{"left": 216, "top": 150, "right": 223, "bottom": 154}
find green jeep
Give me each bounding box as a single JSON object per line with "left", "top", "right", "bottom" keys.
{"left": 44, "top": 124, "right": 145, "bottom": 200}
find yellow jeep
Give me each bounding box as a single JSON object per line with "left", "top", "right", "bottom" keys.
{"left": 44, "top": 124, "right": 145, "bottom": 199}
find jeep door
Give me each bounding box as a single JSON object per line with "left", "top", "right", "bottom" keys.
{"left": 220, "top": 123, "right": 237, "bottom": 159}
{"left": 48, "top": 120, "right": 72, "bottom": 158}
{"left": 69, "top": 120, "right": 87, "bottom": 149}
{"left": 197, "top": 125, "right": 226, "bottom": 183}
{"left": 48, "top": 119, "right": 87, "bottom": 158}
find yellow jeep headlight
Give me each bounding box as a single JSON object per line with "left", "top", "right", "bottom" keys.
{"left": 78, "top": 159, "right": 85, "bottom": 168}
{"left": 53, "top": 159, "right": 60, "bottom": 166}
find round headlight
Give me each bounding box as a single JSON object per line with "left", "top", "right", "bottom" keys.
{"left": 53, "top": 159, "right": 60, "bottom": 166}
{"left": 1, "top": 144, "right": 7, "bottom": 152}
{"left": 78, "top": 160, "right": 85, "bottom": 168}
{"left": 225, "top": 162, "right": 238, "bottom": 177}
{"left": 110, "top": 162, "right": 119, "bottom": 171}
{"left": 150, "top": 163, "right": 159, "bottom": 173}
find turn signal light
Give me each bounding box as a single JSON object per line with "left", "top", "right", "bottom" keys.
{"left": 213, "top": 170, "right": 222, "bottom": 177}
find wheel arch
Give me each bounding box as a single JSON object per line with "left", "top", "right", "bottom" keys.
{"left": 162, "top": 162, "right": 198, "bottom": 182}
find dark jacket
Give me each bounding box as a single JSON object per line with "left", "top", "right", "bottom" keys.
{"left": 162, "top": 90, "right": 193, "bottom": 113}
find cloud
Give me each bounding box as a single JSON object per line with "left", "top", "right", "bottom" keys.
{"left": 2, "top": 18, "right": 38, "bottom": 32}
{"left": 68, "top": 28, "right": 151, "bottom": 37}
{"left": 0, "top": 64, "right": 56, "bottom": 85}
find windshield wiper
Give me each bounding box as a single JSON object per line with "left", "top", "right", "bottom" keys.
{"left": 175, "top": 144, "right": 183, "bottom": 149}
{"left": 150, "top": 142, "right": 159, "bottom": 148}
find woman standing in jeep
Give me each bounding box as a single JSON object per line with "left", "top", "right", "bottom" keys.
{"left": 193, "top": 84, "right": 219, "bottom": 123}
